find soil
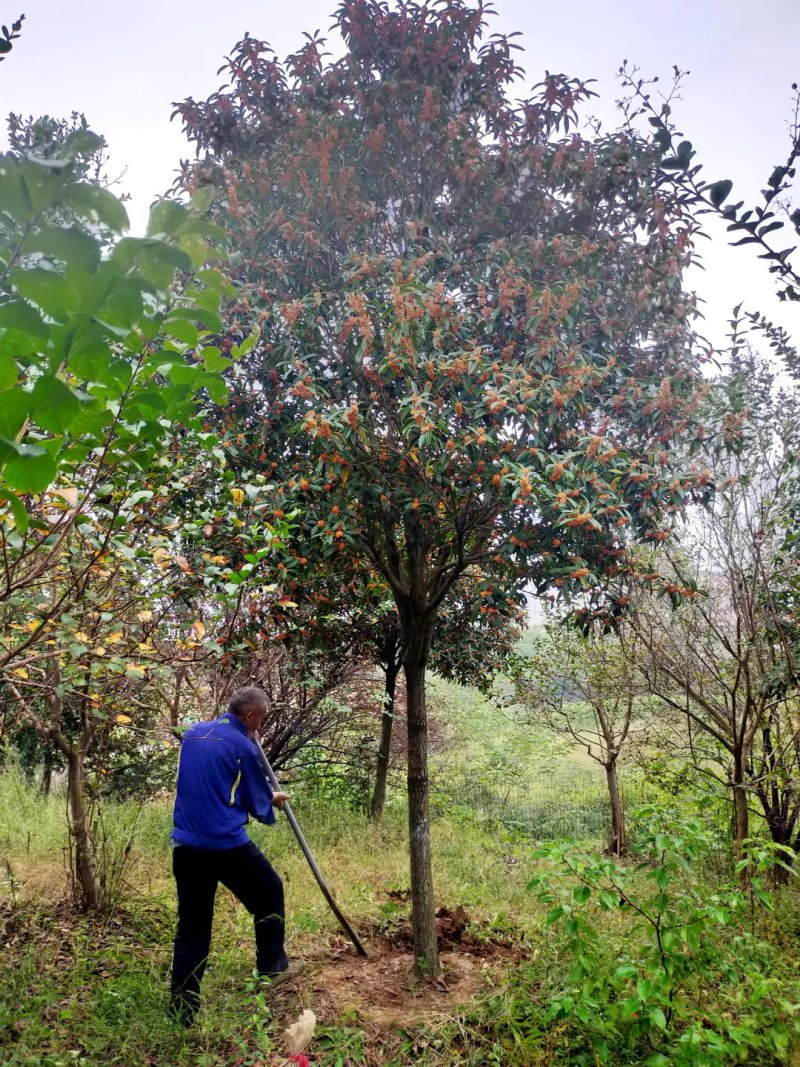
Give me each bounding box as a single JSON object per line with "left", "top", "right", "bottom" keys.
{"left": 272, "top": 902, "right": 528, "bottom": 1034}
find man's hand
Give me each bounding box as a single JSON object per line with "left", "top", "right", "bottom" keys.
{"left": 272, "top": 791, "right": 289, "bottom": 810}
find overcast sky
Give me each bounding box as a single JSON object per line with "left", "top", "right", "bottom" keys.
{"left": 3, "top": 0, "right": 799, "bottom": 349}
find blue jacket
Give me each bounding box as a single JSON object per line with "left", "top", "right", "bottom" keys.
{"left": 172, "top": 713, "right": 276, "bottom": 849}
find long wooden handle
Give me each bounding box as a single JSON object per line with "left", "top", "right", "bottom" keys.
{"left": 256, "top": 744, "right": 367, "bottom": 957}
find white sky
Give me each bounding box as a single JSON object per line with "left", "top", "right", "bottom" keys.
{"left": 2, "top": 0, "right": 799, "bottom": 350}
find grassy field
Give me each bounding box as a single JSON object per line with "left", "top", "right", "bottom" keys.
{"left": 2, "top": 680, "right": 799, "bottom": 1066}
{"left": 2, "top": 758, "right": 800, "bottom": 1067}
{"left": 0, "top": 765, "right": 546, "bottom": 1067}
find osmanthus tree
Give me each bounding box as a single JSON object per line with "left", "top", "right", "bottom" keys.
{"left": 265, "top": 552, "right": 526, "bottom": 820}
{"left": 364, "top": 579, "right": 525, "bottom": 820}
{"left": 175, "top": 0, "right": 710, "bottom": 972}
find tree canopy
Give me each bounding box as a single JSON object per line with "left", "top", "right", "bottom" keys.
{"left": 173, "top": 0, "right": 712, "bottom": 972}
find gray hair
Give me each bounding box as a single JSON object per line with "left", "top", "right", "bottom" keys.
{"left": 227, "top": 686, "right": 268, "bottom": 719}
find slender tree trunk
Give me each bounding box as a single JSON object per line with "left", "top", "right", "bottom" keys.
{"left": 370, "top": 661, "right": 399, "bottom": 822}
{"left": 605, "top": 759, "right": 626, "bottom": 857}
{"left": 40, "top": 747, "right": 54, "bottom": 796}
{"left": 401, "top": 609, "right": 440, "bottom": 976}
{"left": 732, "top": 750, "right": 749, "bottom": 859}
{"left": 67, "top": 749, "right": 101, "bottom": 911}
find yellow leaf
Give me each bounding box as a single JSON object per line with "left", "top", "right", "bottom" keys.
{"left": 191, "top": 620, "right": 206, "bottom": 640}
{"left": 13, "top": 667, "right": 29, "bottom": 680}
{"left": 231, "top": 487, "right": 244, "bottom": 506}
{"left": 53, "top": 486, "right": 80, "bottom": 509}
{"left": 137, "top": 610, "right": 153, "bottom": 623}
{"left": 94, "top": 646, "right": 106, "bottom": 657}
{"left": 75, "top": 631, "right": 89, "bottom": 643}
{"left": 107, "top": 631, "right": 124, "bottom": 644}
{"left": 125, "top": 664, "right": 145, "bottom": 678}
{"left": 115, "top": 714, "right": 132, "bottom": 724}
{"left": 25, "top": 620, "right": 39, "bottom": 632}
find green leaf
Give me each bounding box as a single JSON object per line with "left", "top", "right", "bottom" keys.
{"left": 0, "top": 298, "right": 48, "bottom": 337}
{"left": 68, "top": 325, "right": 113, "bottom": 380}
{"left": 30, "top": 376, "right": 82, "bottom": 433}
{"left": 63, "top": 182, "right": 129, "bottom": 233}
{"left": 573, "top": 885, "right": 591, "bottom": 904}
{"left": 650, "top": 1007, "right": 667, "bottom": 1030}
{"left": 179, "top": 232, "right": 211, "bottom": 269}
{"left": 190, "top": 187, "right": 215, "bottom": 214}
{"left": 3, "top": 450, "right": 58, "bottom": 492}
{"left": 99, "top": 278, "right": 144, "bottom": 328}
{"left": 0, "top": 489, "right": 28, "bottom": 533}
{"left": 201, "top": 346, "right": 232, "bottom": 373}
{"left": 164, "top": 318, "right": 198, "bottom": 346}
{"left": 21, "top": 226, "right": 101, "bottom": 271}
{"left": 708, "top": 179, "right": 733, "bottom": 208}
{"left": 9, "top": 267, "right": 79, "bottom": 322}
{"left": 204, "top": 375, "right": 228, "bottom": 405}
{"left": 60, "top": 128, "right": 105, "bottom": 160}
{"left": 0, "top": 157, "right": 34, "bottom": 224}
{"left": 146, "top": 200, "right": 189, "bottom": 238}
{"left": 112, "top": 237, "right": 191, "bottom": 289}
{"left": 0, "top": 353, "right": 17, "bottom": 390}
{"left": 0, "top": 388, "right": 30, "bottom": 438}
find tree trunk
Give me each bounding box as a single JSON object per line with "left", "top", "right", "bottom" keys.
{"left": 40, "top": 747, "right": 54, "bottom": 796}
{"left": 732, "top": 751, "right": 749, "bottom": 859}
{"left": 605, "top": 759, "right": 626, "bottom": 857}
{"left": 403, "top": 649, "right": 440, "bottom": 976}
{"left": 370, "top": 661, "right": 399, "bottom": 822}
{"left": 67, "top": 749, "right": 101, "bottom": 911}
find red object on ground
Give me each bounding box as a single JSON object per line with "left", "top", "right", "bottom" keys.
{"left": 289, "top": 1056, "right": 310, "bottom": 1066}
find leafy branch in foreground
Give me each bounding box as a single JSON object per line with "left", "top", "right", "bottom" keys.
{"left": 0, "top": 13, "right": 24, "bottom": 65}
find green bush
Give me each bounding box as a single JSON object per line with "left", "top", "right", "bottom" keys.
{"left": 528, "top": 805, "right": 800, "bottom": 1065}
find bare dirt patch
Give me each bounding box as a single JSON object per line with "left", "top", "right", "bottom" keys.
{"left": 274, "top": 903, "right": 527, "bottom": 1035}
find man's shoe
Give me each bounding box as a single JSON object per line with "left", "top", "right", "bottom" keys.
{"left": 168, "top": 996, "right": 197, "bottom": 1028}
{"left": 259, "top": 960, "right": 305, "bottom": 987}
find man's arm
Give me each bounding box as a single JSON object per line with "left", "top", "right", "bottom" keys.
{"left": 242, "top": 748, "right": 277, "bottom": 825}
{"left": 241, "top": 748, "right": 290, "bottom": 824}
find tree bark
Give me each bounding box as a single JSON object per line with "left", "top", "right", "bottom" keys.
{"left": 370, "top": 660, "right": 399, "bottom": 822}
{"left": 732, "top": 750, "right": 749, "bottom": 859}
{"left": 67, "top": 749, "right": 101, "bottom": 911}
{"left": 605, "top": 759, "right": 626, "bottom": 857}
{"left": 402, "top": 612, "right": 440, "bottom": 976}
{"left": 40, "top": 747, "right": 55, "bottom": 796}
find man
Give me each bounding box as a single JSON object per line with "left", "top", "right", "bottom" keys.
{"left": 169, "top": 686, "right": 298, "bottom": 1024}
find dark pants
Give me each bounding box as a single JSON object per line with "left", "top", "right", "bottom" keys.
{"left": 170, "top": 840, "right": 287, "bottom": 1019}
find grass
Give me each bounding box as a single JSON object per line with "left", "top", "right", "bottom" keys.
{"left": 2, "top": 738, "right": 800, "bottom": 1066}
{"left": 0, "top": 766, "right": 546, "bottom": 1066}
